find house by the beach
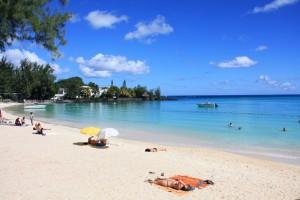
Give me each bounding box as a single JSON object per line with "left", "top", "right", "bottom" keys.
{"left": 51, "top": 88, "right": 66, "bottom": 101}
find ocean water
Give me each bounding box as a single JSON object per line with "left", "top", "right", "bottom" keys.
{"left": 7, "top": 95, "right": 300, "bottom": 164}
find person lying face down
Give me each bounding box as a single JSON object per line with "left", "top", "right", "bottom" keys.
{"left": 88, "top": 136, "right": 107, "bottom": 146}
{"left": 148, "top": 178, "right": 194, "bottom": 191}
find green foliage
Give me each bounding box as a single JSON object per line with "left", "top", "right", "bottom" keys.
{"left": 106, "top": 86, "right": 120, "bottom": 98}
{"left": 0, "top": 58, "right": 14, "bottom": 97}
{"left": 0, "top": 58, "right": 56, "bottom": 100}
{"left": 133, "top": 85, "right": 147, "bottom": 98}
{"left": 55, "top": 77, "right": 83, "bottom": 99}
{"left": 88, "top": 82, "right": 99, "bottom": 96}
{"left": 155, "top": 87, "right": 161, "bottom": 99}
{"left": 80, "top": 87, "right": 91, "bottom": 98}
{"left": 120, "top": 87, "right": 131, "bottom": 98}
{"left": 0, "top": 0, "right": 71, "bottom": 57}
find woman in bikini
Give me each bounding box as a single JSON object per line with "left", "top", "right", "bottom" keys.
{"left": 148, "top": 178, "right": 194, "bottom": 191}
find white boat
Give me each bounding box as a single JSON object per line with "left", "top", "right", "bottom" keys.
{"left": 24, "top": 104, "right": 47, "bottom": 109}
{"left": 197, "top": 102, "right": 218, "bottom": 108}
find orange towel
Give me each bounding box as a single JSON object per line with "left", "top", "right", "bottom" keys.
{"left": 170, "top": 175, "right": 208, "bottom": 189}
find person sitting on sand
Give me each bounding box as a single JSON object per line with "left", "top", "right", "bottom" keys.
{"left": 34, "top": 123, "right": 45, "bottom": 135}
{"left": 147, "top": 178, "right": 194, "bottom": 191}
{"left": 21, "top": 116, "right": 26, "bottom": 125}
{"left": 15, "top": 117, "right": 22, "bottom": 126}
{"left": 88, "top": 136, "right": 107, "bottom": 146}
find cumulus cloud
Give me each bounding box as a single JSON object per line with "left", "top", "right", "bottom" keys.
{"left": 258, "top": 75, "right": 296, "bottom": 90}
{"left": 125, "top": 15, "right": 173, "bottom": 44}
{"left": 256, "top": 45, "right": 268, "bottom": 51}
{"left": 252, "top": 0, "right": 299, "bottom": 13}
{"left": 210, "top": 56, "right": 257, "bottom": 68}
{"left": 0, "top": 49, "right": 67, "bottom": 74}
{"left": 85, "top": 10, "right": 128, "bottom": 29}
{"left": 76, "top": 53, "right": 149, "bottom": 78}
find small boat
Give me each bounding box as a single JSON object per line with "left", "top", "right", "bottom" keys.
{"left": 24, "top": 104, "right": 47, "bottom": 109}
{"left": 197, "top": 102, "right": 218, "bottom": 108}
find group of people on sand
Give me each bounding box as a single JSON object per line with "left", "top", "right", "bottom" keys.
{"left": 14, "top": 112, "right": 35, "bottom": 126}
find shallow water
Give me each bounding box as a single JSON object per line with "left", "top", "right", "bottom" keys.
{"left": 7, "top": 95, "right": 300, "bottom": 164}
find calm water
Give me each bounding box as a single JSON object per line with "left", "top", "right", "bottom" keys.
{"left": 7, "top": 95, "right": 300, "bottom": 164}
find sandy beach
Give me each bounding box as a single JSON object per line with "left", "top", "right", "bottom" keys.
{"left": 0, "top": 103, "right": 300, "bottom": 200}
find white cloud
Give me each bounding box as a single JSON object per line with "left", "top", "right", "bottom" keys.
{"left": 76, "top": 53, "right": 149, "bottom": 78}
{"left": 125, "top": 15, "right": 173, "bottom": 43}
{"left": 210, "top": 56, "right": 257, "bottom": 68}
{"left": 70, "top": 14, "right": 80, "bottom": 23}
{"left": 85, "top": 10, "right": 128, "bottom": 29}
{"left": 256, "top": 45, "right": 268, "bottom": 51}
{"left": 0, "top": 48, "right": 67, "bottom": 74}
{"left": 258, "top": 75, "right": 296, "bottom": 90}
{"left": 252, "top": 0, "right": 299, "bottom": 13}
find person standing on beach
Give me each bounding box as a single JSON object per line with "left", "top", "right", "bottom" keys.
{"left": 0, "top": 109, "right": 3, "bottom": 123}
{"left": 30, "top": 112, "right": 34, "bottom": 126}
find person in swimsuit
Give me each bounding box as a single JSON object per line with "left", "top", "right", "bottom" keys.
{"left": 148, "top": 178, "right": 194, "bottom": 191}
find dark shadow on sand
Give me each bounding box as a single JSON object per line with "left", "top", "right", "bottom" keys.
{"left": 73, "top": 142, "right": 89, "bottom": 146}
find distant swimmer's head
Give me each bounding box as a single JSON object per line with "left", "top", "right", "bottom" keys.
{"left": 282, "top": 128, "right": 287, "bottom": 132}
{"left": 238, "top": 127, "right": 242, "bottom": 130}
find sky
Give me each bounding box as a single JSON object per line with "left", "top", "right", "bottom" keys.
{"left": 1, "top": 0, "right": 300, "bottom": 95}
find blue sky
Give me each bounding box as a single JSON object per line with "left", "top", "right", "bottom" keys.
{"left": 1, "top": 0, "right": 300, "bottom": 95}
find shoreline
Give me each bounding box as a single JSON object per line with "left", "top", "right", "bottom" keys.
{"left": 4, "top": 102, "right": 300, "bottom": 166}
{"left": 1, "top": 102, "right": 300, "bottom": 199}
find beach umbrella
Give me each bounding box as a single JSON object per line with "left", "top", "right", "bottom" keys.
{"left": 99, "top": 128, "right": 119, "bottom": 139}
{"left": 80, "top": 127, "right": 101, "bottom": 136}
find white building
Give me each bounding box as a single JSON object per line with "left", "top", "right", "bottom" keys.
{"left": 51, "top": 88, "right": 66, "bottom": 101}
{"left": 95, "top": 87, "right": 109, "bottom": 97}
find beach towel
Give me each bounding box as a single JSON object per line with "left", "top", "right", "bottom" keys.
{"left": 148, "top": 175, "right": 213, "bottom": 196}
{"left": 170, "top": 175, "right": 211, "bottom": 189}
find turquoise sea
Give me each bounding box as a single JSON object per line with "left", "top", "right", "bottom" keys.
{"left": 7, "top": 95, "right": 300, "bottom": 165}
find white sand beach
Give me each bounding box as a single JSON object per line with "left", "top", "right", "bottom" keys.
{"left": 1, "top": 103, "right": 300, "bottom": 200}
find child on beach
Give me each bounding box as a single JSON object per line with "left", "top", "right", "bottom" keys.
{"left": 0, "top": 109, "right": 3, "bottom": 123}
{"left": 30, "top": 112, "right": 34, "bottom": 126}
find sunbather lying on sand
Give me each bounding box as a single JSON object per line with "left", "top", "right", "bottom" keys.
{"left": 88, "top": 136, "right": 107, "bottom": 146}
{"left": 147, "top": 178, "right": 194, "bottom": 191}
{"left": 145, "top": 148, "right": 167, "bottom": 152}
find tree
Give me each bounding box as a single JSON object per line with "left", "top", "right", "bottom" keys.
{"left": 155, "top": 87, "right": 161, "bottom": 99}
{"left": 55, "top": 77, "right": 84, "bottom": 99}
{"left": 120, "top": 87, "right": 130, "bottom": 98}
{"left": 122, "top": 80, "right": 127, "bottom": 88}
{"left": 0, "top": 58, "right": 14, "bottom": 98}
{"left": 88, "top": 82, "right": 99, "bottom": 96}
{"left": 0, "top": 0, "right": 71, "bottom": 57}
{"left": 133, "top": 85, "right": 147, "bottom": 98}
{"left": 106, "top": 86, "right": 120, "bottom": 98}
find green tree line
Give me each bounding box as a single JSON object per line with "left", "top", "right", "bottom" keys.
{"left": 0, "top": 58, "right": 162, "bottom": 101}
{"left": 0, "top": 58, "right": 55, "bottom": 100}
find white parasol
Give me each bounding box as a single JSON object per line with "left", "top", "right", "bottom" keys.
{"left": 98, "top": 128, "right": 119, "bottom": 139}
